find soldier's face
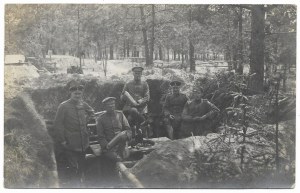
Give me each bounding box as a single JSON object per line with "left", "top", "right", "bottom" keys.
{"left": 105, "top": 101, "right": 116, "bottom": 112}
{"left": 195, "top": 92, "right": 203, "bottom": 101}
{"left": 133, "top": 70, "right": 142, "bottom": 81}
{"left": 69, "top": 86, "right": 84, "bottom": 102}
{"left": 172, "top": 86, "right": 180, "bottom": 94}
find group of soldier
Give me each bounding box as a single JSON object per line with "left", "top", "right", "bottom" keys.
{"left": 53, "top": 65, "right": 220, "bottom": 187}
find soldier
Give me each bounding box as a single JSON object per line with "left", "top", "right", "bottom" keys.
{"left": 180, "top": 87, "right": 220, "bottom": 138}
{"left": 96, "top": 97, "right": 132, "bottom": 186}
{"left": 162, "top": 80, "right": 189, "bottom": 139}
{"left": 53, "top": 79, "right": 94, "bottom": 187}
{"left": 120, "top": 66, "right": 151, "bottom": 138}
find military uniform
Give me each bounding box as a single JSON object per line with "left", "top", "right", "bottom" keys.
{"left": 54, "top": 98, "right": 94, "bottom": 187}
{"left": 96, "top": 110, "right": 131, "bottom": 158}
{"left": 180, "top": 99, "right": 220, "bottom": 138}
{"left": 121, "top": 79, "right": 151, "bottom": 138}
{"left": 96, "top": 110, "right": 131, "bottom": 186}
{"left": 121, "top": 80, "right": 150, "bottom": 114}
{"left": 162, "top": 93, "right": 188, "bottom": 139}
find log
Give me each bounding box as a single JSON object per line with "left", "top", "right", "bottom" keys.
{"left": 116, "top": 162, "right": 144, "bottom": 188}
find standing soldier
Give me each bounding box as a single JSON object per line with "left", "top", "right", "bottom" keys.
{"left": 53, "top": 79, "right": 94, "bottom": 187}
{"left": 162, "top": 80, "right": 188, "bottom": 139}
{"left": 120, "top": 66, "right": 151, "bottom": 138}
{"left": 180, "top": 87, "right": 220, "bottom": 138}
{"left": 96, "top": 97, "right": 132, "bottom": 186}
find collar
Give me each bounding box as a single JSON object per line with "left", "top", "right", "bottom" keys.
{"left": 68, "top": 98, "right": 82, "bottom": 105}
{"left": 106, "top": 111, "right": 117, "bottom": 116}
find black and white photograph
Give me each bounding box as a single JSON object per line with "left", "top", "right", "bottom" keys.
{"left": 2, "top": 1, "right": 297, "bottom": 189}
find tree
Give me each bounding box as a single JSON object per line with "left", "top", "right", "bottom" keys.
{"left": 140, "top": 5, "right": 151, "bottom": 66}
{"left": 149, "top": 4, "right": 155, "bottom": 64}
{"left": 248, "top": 5, "right": 265, "bottom": 92}
{"left": 188, "top": 5, "right": 195, "bottom": 72}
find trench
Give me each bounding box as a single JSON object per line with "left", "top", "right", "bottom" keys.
{"left": 4, "top": 78, "right": 170, "bottom": 188}
{"left": 4, "top": 76, "right": 295, "bottom": 188}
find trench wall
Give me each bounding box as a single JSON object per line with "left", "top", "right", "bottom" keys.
{"left": 4, "top": 94, "right": 59, "bottom": 188}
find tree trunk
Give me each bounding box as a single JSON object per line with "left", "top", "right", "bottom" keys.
{"left": 110, "top": 44, "right": 114, "bottom": 60}
{"left": 249, "top": 5, "right": 265, "bottom": 92}
{"left": 158, "top": 45, "right": 163, "bottom": 60}
{"left": 189, "top": 6, "right": 195, "bottom": 72}
{"left": 149, "top": 4, "right": 155, "bottom": 65}
{"left": 236, "top": 7, "right": 244, "bottom": 74}
{"left": 140, "top": 6, "right": 150, "bottom": 66}
{"left": 181, "top": 42, "right": 184, "bottom": 67}
{"left": 123, "top": 40, "right": 126, "bottom": 58}
{"left": 167, "top": 47, "right": 170, "bottom": 62}
{"left": 127, "top": 41, "right": 130, "bottom": 57}
{"left": 226, "top": 8, "right": 232, "bottom": 70}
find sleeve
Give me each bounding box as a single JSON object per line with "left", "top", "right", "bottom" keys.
{"left": 139, "top": 82, "right": 150, "bottom": 104}
{"left": 184, "top": 94, "right": 189, "bottom": 103}
{"left": 53, "top": 104, "right": 66, "bottom": 143}
{"left": 120, "top": 83, "right": 129, "bottom": 101}
{"left": 202, "top": 101, "right": 220, "bottom": 119}
{"left": 162, "top": 95, "right": 171, "bottom": 116}
{"left": 96, "top": 117, "right": 109, "bottom": 149}
{"left": 84, "top": 102, "right": 95, "bottom": 116}
{"left": 181, "top": 102, "right": 194, "bottom": 122}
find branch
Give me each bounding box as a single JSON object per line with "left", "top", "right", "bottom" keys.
{"left": 231, "top": 5, "right": 252, "bottom": 10}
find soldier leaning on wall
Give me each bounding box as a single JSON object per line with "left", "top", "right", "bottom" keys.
{"left": 53, "top": 79, "right": 95, "bottom": 187}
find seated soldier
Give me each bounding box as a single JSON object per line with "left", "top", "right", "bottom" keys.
{"left": 96, "top": 97, "right": 132, "bottom": 186}
{"left": 180, "top": 87, "right": 220, "bottom": 138}
{"left": 162, "top": 80, "right": 189, "bottom": 139}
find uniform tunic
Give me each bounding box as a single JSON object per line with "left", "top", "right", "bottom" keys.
{"left": 96, "top": 110, "right": 131, "bottom": 151}
{"left": 54, "top": 99, "right": 94, "bottom": 152}
{"left": 162, "top": 93, "right": 189, "bottom": 138}
{"left": 121, "top": 80, "right": 150, "bottom": 114}
{"left": 163, "top": 93, "right": 189, "bottom": 117}
{"left": 180, "top": 99, "right": 220, "bottom": 138}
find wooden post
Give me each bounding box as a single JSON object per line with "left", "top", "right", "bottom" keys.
{"left": 116, "top": 162, "right": 144, "bottom": 188}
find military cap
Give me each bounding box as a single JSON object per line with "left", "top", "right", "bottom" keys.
{"left": 68, "top": 79, "right": 84, "bottom": 91}
{"left": 102, "top": 97, "right": 116, "bottom": 104}
{"left": 132, "top": 66, "right": 144, "bottom": 72}
{"left": 170, "top": 80, "right": 182, "bottom": 87}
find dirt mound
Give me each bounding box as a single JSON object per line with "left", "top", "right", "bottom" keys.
{"left": 130, "top": 123, "right": 295, "bottom": 188}
{"left": 4, "top": 94, "right": 58, "bottom": 188}
{"left": 4, "top": 65, "right": 40, "bottom": 99}
{"left": 130, "top": 134, "right": 239, "bottom": 188}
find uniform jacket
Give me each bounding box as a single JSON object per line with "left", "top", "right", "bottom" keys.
{"left": 96, "top": 110, "right": 131, "bottom": 150}
{"left": 54, "top": 99, "right": 94, "bottom": 152}
{"left": 121, "top": 80, "right": 150, "bottom": 114}
{"left": 180, "top": 99, "right": 220, "bottom": 137}
{"left": 182, "top": 99, "right": 219, "bottom": 120}
{"left": 163, "top": 93, "right": 189, "bottom": 117}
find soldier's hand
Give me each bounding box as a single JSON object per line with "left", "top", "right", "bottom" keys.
{"left": 169, "top": 115, "right": 175, "bottom": 119}
{"left": 137, "top": 99, "right": 143, "bottom": 104}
